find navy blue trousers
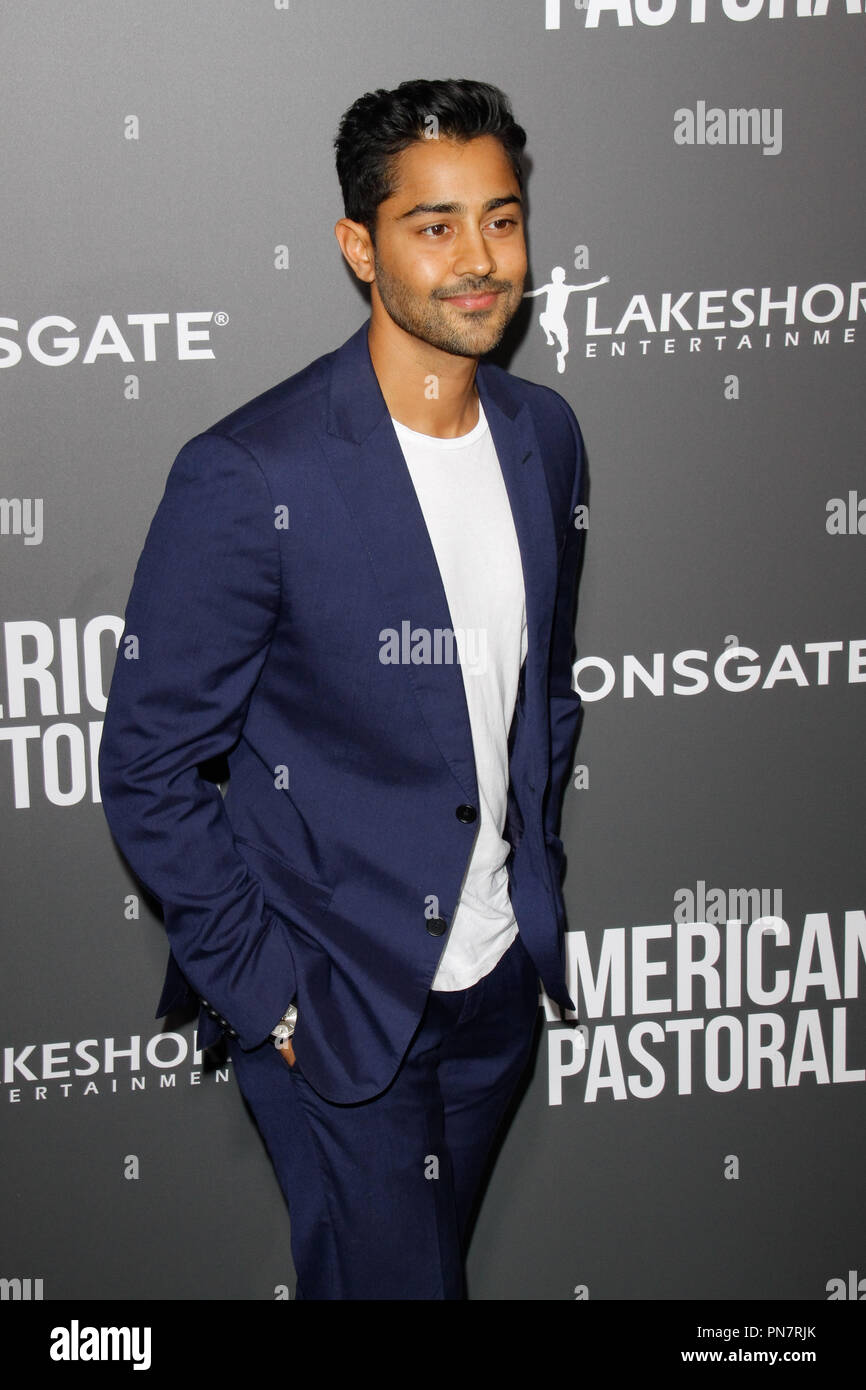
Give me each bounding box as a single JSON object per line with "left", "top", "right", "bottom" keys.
{"left": 228, "top": 934, "right": 539, "bottom": 1300}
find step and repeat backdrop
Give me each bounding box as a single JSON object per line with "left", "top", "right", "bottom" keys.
{"left": 2, "top": 1, "right": 863, "bottom": 1302}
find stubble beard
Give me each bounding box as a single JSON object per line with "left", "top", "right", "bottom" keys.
{"left": 372, "top": 250, "right": 523, "bottom": 359}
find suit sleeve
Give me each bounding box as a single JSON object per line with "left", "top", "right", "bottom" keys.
{"left": 544, "top": 400, "right": 585, "bottom": 864}
{"left": 98, "top": 431, "right": 295, "bottom": 1050}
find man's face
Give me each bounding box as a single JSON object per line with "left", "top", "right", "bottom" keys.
{"left": 368, "top": 134, "right": 527, "bottom": 359}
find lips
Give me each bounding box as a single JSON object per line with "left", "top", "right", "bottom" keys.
{"left": 441, "top": 291, "right": 501, "bottom": 310}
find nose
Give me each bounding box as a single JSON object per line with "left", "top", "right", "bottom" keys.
{"left": 452, "top": 224, "right": 495, "bottom": 281}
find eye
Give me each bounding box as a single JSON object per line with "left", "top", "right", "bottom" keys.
{"left": 420, "top": 223, "right": 450, "bottom": 237}
{"left": 487, "top": 217, "right": 518, "bottom": 233}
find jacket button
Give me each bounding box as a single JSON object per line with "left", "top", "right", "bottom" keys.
{"left": 455, "top": 804, "right": 477, "bottom": 823}
{"left": 426, "top": 917, "right": 448, "bottom": 937}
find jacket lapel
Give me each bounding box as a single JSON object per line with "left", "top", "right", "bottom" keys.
{"left": 476, "top": 363, "right": 560, "bottom": 790}
{"left": 317, "top": 321, "right": 559, "bottom": 801}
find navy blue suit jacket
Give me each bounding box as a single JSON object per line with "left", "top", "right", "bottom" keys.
{"left": 99, "top": 320, "right": 584, "bottom": 1103}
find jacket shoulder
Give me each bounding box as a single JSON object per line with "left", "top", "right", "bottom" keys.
{"left": 202, "top": 338, "right": 342, "bottom": 448}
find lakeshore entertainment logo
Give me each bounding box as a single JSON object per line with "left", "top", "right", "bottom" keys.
{"left": 3, "top": 1027, "right": 231, "bottom": 1106}
{"left": 529, "top": 265, "right": 864, "bottom": 375}
{"left": 543, "top": 908, "right": 865, "bottom": 1105}
{"left": 544, "top": 0, "right": 865, "bottom": 30}
{"left": 579, "top": 276, "right": 863, "bottom": 366}
{"left": 0, "top": 311, "right": 228, "bottom": 368}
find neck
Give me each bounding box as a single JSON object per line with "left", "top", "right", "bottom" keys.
{"left": 368, "top": 312, "right": 481, "bottom": 438}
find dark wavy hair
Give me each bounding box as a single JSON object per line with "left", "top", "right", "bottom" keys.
{"left": 334, "top": 78, "right": 527, "bottom": 242}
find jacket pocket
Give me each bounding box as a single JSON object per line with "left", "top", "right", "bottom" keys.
{"left": 233, "top": 835, "right": 334, "bottom": 931}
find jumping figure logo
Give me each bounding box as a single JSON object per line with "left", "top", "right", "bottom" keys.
{"left": 524, "top": 267, "right": 609, "bottom": 373}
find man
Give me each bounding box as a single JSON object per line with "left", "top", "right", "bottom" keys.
{"left": 99, "top": 78, "right": 585, "bottom": 1300}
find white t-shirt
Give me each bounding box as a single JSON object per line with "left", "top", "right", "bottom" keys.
{"left": 391, "top": 400, "right": 528, "bottom": 991}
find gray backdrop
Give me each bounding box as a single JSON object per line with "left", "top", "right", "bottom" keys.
{"left": 2, "top": 0, "right": 864, "bottom": 1302}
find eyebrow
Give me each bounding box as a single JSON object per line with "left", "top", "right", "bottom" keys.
{"left": 395, "top": 195, "right": 523, "bottom": 221}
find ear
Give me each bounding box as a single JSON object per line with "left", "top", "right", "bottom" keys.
{"left": 334, "top": 218, "right": 376, "bottom": 284}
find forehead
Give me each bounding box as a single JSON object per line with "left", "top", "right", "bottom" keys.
{"left": 381, "top": 134, "right": 519, "bottom": 214}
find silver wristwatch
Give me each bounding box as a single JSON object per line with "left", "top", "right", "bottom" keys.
{"left": 271, "top": 1002, "right": 298, "bottom": 1050}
